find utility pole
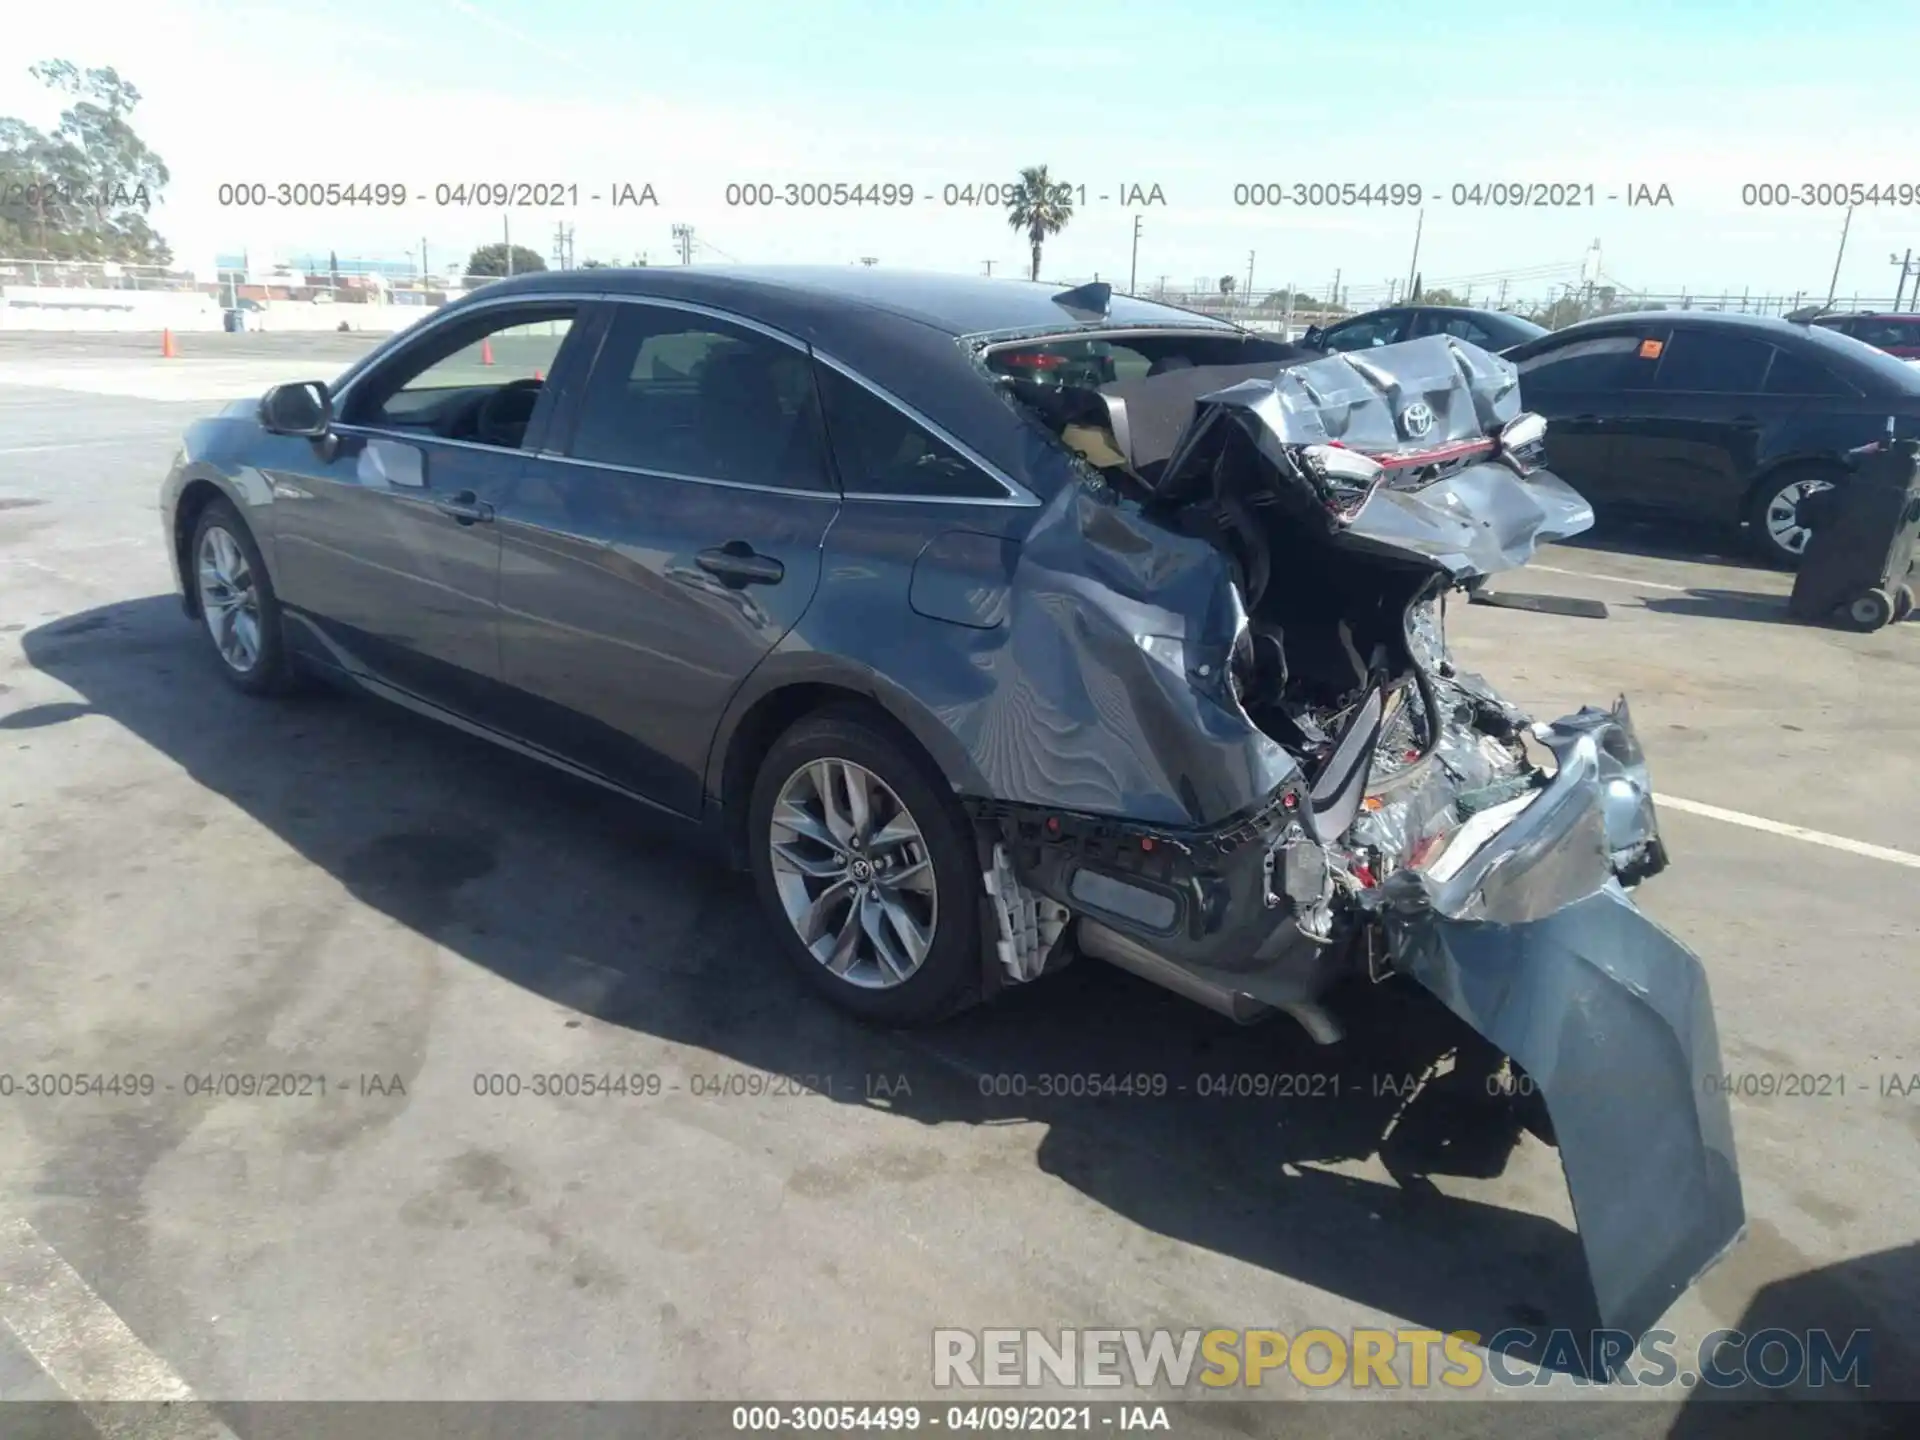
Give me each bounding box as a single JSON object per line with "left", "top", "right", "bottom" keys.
{"left": 1497, "top": 277, "right": 1509, "bottom": 306}
{"left": 671, "top": 224, "right": 695, "bottom": 265}
{"left": 983, "top": 260, "right": 995, "bottom": 276}
{"left": 859, "top": 256, "right": 878, "bottom": 266}
{"left": 1404, "top": 207, "right": 1424, "bottom": 297}
{"left": 419, "top": 238, "right": 428, "bottom": 283}
{"left": 1329, "top": 268, "right": 1340, "bottom": 307}
{"left": 1893, "top": 249, "right": 1916, "bottom": 310}
{"left": 1129, "top": 215, "right": 1143, "bottom": 295}
{"left": 1245, "top": 250, "right": 1255, "bottom": 305}
{"left": 1825, "top": 204, "right": 1855, "bottom": 306}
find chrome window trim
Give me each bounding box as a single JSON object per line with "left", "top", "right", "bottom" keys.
{"left": 809, "top": 348, "right": 1039, "bottom": 508}
{"left": 600, "top": 292, "right": 812, "bottom": 353}
{"left": 331, "top": 421, "right": 540, "bottom": 460}
{"left": 527, "top": 449, "right": 842, "bottom": 500}
{"left": 335, "top": 286, "right": 1041, "bottom": 509}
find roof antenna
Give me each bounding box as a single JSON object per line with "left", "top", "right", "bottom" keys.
{"left": 1052, "top": 281, "right": 1112, "bottom": 320}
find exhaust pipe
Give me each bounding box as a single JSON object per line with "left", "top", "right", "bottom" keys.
{"left": 1076, "top": 920, "right": 1345, "bottom": 1043}
{"left": 1077, "top": 920, "right": 1272, "bottom": 1024}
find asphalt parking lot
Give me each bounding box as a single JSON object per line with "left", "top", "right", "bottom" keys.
{"left": 1, "top": 334, "right": 1916, "bottom": 1435}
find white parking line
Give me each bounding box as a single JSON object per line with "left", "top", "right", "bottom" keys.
{"left": 1527, "top": 563, "right": 1691, "bottom": 592}
{"left": 0, "top": 437, "right": 175, "bottom": 456}
{"left": 1657, "top": 794, "right": 1920, "bottom": 869}
{"left": 0, "top": 1217, "right": 238, "bottom": 1437}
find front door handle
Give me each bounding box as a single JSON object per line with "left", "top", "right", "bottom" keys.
{"left": 696, "top": 541, "right": 785, "bottom": 587}
{"left": 434, "top": 490, "right": 493, "bottom": 525}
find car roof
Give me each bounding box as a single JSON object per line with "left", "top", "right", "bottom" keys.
{"left": 1813, "top": 311, "right": 1920, "bottom": 321}
{"left": 459, "top": 265, "right": 1241, "bottom": 340}
{"left": 1552, "top": 309, "right": 1821, "bottom": 337}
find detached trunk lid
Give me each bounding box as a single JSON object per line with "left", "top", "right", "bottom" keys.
{"left": 1103, "top": 334, "right": 1595, "bottom": 581}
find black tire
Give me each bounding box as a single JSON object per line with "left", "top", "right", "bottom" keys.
{"left": 1846, "top": 588, "right": 1895, "bottom": 632}
{"left": 189, "top": 497, "right": 297, "bottom": 695}
{"left": 1744, "top": 467, "right": 1838, "bottom": 569}
{"left": 748, "top": 707, "right": 984, "bottom": 1026}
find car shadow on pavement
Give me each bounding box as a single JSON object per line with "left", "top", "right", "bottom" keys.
{"left": 1638, "top": 589, "right": 1802, "bottom": 625}
{"left": 1552, "top": 517, "right": 1763, "bottom": 570}
{"left": 22, "top": 597, "right": 1611, "bottom": 1363}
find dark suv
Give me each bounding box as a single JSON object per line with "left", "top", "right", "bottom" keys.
{"left": 1504, "top": 310, "right": 1920, "bottom": 563}
{"left": 1810, "top": 311, "right": 1920, "bottom": 360}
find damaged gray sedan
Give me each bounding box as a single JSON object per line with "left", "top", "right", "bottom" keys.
{"left": 159, "top": 266, "right": 1743, "bottom": 1348}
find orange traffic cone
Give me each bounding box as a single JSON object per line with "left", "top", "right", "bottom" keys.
{"left": 533, "top": 368, "right": 543, "bottom": 382}
{"left": 480, "top": 338, "right": 494, "bottom": 365}
{"left": 161, "top": 328, "right": 178, "bottom": 358}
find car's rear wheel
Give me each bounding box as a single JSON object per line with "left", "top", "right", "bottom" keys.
{"left": 748, "top": 709, "right": 983, "bottom": 1025}
{"left": 1746, "top": 468, "right": 1836, "bottom": 567}
{"left": 191, "top": 498, "right": 295, "bottom": 694}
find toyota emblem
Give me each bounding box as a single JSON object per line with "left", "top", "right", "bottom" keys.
{"left": 1401, "top": 402, "right": 1436, "bottom": 438}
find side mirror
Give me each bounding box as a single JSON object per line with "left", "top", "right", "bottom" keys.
{"left": 259, "top": 380, "right": 332, "bottom": 437}
{"left": 1302, "top": 325, "right": 1325, "bottom": 347}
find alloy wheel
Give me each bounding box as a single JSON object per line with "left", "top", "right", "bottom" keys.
{"left": 1763, "top": 478, "right": 1833, "bottom": 557}
{"left": 768, "top": 758, "right": 938, "bottom": 989}
{"left": 197, "top": 524, "right": 262, "bottom": 673}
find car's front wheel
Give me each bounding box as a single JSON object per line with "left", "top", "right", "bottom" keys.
{"left": 748, "top": 709, "right": 984, "bottom": 1025}
{"left": 191, "top": 498, "right": 296, "bottom": 694}
{"left": 1746, "top": 467, "right": 1836, "bottom": 567}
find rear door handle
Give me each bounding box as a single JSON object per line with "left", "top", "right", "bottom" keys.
{"left": 696, "top": 542, "right": 785, "bottom": 587}
{"left": 434, "top": 490, "right": 493, "bottom": 525}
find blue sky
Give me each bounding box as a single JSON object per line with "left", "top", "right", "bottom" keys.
{"left": 5, "top": 0, "right": 1917, "bottom": 305}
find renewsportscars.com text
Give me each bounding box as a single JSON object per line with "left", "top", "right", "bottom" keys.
{"left": 932, "top": 1327, "right": 1873, "bottom": 1391}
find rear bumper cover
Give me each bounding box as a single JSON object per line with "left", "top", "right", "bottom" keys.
{"left": 1368, "top": 703, "right": 1744, "bottom": 1343}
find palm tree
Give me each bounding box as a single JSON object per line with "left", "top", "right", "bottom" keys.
{"left": 1006, "top": 165, "right": 1074, "bottom": 282}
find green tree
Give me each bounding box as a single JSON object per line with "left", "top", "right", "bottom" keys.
{"left": 1421, "top": 287, "right": 1464, "bottom": 307}
{"left": 0, "top": 60, "right": 170, "bottom": 262}
{"left": 465, "top": 242, "right": 548, "bottom": 277}
{"left": 1006, "top": 164, "right": 1073, "bottom": 282}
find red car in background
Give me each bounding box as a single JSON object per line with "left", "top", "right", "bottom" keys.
{"left": 1810, "top": 311, "right": 1920, "bottom": 359}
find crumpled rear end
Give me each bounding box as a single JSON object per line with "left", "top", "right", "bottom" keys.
{"left": 1368, "top": 706, "right": 1745, "bottom": 1345}
{"left": 952, "top": 330, "right": 1745, "bottom": 1347}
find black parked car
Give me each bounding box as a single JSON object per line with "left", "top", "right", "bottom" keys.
{"left": 160, "top": 267, "right": 1742, "bottom": 1343}
{"left": 1504, "top": 310, "right": 1920, "bottom": 564}
{"left": 1302, "top": 305, "right": 1549, "bottom": 356}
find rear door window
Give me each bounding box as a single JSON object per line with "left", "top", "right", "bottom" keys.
{"left": 1513, "top": 333, "right": 1640, "bottom": 394}
{"left": 567, "top": 305, "right": 831, "bottom": 491}
{"left": 1648, "top": 331, "right": 1773, "bottom": 392}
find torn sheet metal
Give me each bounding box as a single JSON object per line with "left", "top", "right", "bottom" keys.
{"left": 1368, "top": 711, "right": 1743, "bottom": 1345}
{"left": 937, "top": 480, "right": 1304, "bottom": 827}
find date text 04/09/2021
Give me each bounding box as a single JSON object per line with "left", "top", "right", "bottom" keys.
{"left": 1228, "top": 181, "right": 1674, "bottom": 208}
{"left": 212, "top": 181, "right": 659, "bottom": 208}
